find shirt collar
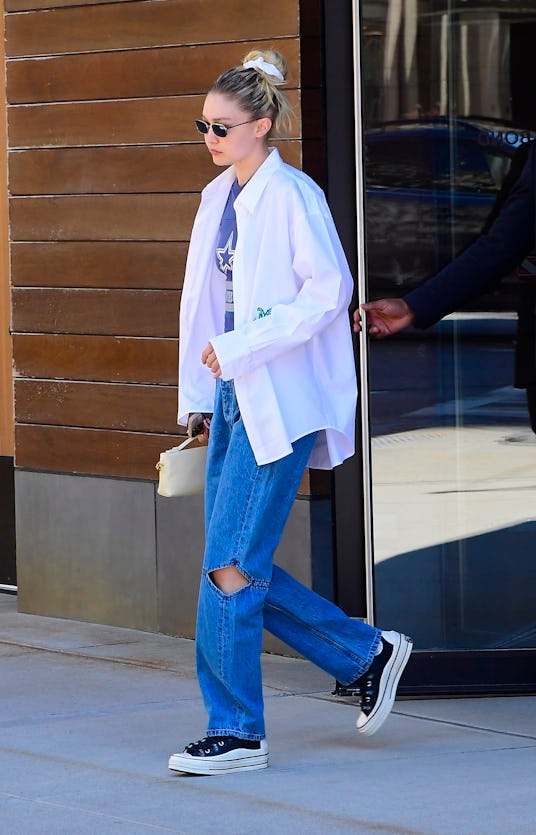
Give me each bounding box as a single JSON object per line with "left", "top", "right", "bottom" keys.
{"left": 202, "top": 147, "right": 283, "bottom": 212}
{"left": 234, "top": 148, "right": 282, "bottom": 214}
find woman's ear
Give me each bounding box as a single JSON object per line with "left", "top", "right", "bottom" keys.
{"left": 255, "top": 117, "right": 272, "bottom": 138}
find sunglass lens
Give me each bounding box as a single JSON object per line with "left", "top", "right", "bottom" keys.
{"left": 212, "top": 124, "right": 228, "bottom": 138}
{"left": 195, "top": 120, "right": 229, "bottom": 137}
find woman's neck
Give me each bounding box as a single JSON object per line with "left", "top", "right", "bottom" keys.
{"left": 234, "top": 147, "right": 270, "bottom": 186}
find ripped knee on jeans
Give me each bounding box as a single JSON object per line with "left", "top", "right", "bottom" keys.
{"left": 209, "top": 566, "right": 249, "bottom": 595}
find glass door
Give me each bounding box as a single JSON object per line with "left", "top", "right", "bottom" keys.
{"left": 357, "top": 0, "right": 536, "bottom": 693}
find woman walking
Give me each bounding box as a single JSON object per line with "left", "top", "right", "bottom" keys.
{"left": 169, "top": 49, "right": 412, "bottom": 776}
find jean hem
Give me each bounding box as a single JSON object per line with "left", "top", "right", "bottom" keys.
{"left": 206, "top": 729, "right": 265, "bottom": 741}
{"left": 339, "top": 629, "right": 383, "bottom": 687}
{"left": 265, "top": 599, "right": 382, "bottom": 683}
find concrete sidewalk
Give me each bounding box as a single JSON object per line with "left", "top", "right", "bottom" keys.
{"left": 0, "top": 593, "right": 534, "bottom": 835}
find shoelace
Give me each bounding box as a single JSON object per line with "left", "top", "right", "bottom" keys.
{"left": 359, "top": 675, "right": 376, "bottom": 713}
{"left": 185, "top": 737, "right": 226, "bottom": 755}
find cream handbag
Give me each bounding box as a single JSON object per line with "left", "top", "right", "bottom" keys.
{"left": 156, "top": 437, "right": 207, "bottom": 497}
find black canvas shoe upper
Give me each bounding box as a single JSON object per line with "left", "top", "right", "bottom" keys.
{"left": 183, "top": 736, "right": 261, "bottom": 758}
{"left": 353, "top": 631, "right": 413, "bottom": 736}
{"left": 359, "top": 639, "right": 394, "bottom": 715}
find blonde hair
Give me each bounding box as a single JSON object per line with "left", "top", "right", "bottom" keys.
{"left": 210, "top": 49, "right": 293, "bottom": 137}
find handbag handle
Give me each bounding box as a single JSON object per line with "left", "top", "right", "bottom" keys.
{"left": 178, "top": 436, "right": 198, "bottom": 451}
{"left": 155, "top": 436, "right": 202, "bottom": 473}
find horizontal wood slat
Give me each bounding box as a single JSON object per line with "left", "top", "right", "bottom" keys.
{"left": 7, "top": 0, "right": 135, "bottom": 11}
{"left": 10, "top": 194, "right": 199, "bottom": 241}
{"left": 6, "top": 0, "right": 299, "bottom": 57}
{"left": 9, "top": 141, "right": 302, "bottom": 195}
{"left": 15, "top": 423, "right": 186, "bottom": 479}
{"left": 11, "top": 241, "right": 188, "bottom": 288}
{"left": 7, "top": 39, "right": 301, "bottom": 104}
{"left": 13, "top": 334, "right": 178, "bottom": 384}
{"left": 15, "top": 379, "right": 179, "bottom": 433}
{"left": 12, "top": 288, "right": 180, "bottom": 336}
{"left": 14, "top": 420, "right": 323, "bottom": 495}
{"left": 8, "top": 91, "right": 301, "bottom": 148}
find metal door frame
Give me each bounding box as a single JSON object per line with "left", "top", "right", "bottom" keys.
{"left": 327, "top": 0, "right": 536, "bottom": 695}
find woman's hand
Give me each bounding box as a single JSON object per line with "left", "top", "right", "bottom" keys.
{"left": 187, "top": 413, "right": 212, "bottom": 442}
{"left": 201, "top": 343, "right": 221, "bottom": 378}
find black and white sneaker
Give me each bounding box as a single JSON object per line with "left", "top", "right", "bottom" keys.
{"left": 168, "top": 736, "right": 268, "bottom": 775}
{"left": 355, "top": 630, "right": 413, "bottom": 736}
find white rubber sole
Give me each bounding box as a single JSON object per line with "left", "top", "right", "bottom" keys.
{"left": 356, "top": 631, "right": 413, "bottom": 736}
{"left": 168, "top": 741, "right": 269, "bottom": 775}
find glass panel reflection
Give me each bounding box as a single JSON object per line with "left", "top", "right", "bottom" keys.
{"left": 361, "top": 0, "right": 536, "bottom": 650}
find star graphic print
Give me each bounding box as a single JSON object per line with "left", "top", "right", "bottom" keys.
{"left": 215, "top": 179, "right": 243, "bottom": 331}
{"left": 216, "top": 232, "right": 235, "bottom": 274}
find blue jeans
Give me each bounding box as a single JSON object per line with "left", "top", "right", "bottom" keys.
{"left": 197, "top": 379, "right": 381, "bottom": 740}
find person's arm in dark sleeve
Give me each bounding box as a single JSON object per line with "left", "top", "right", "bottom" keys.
{"left": 404, "top": 144, "right": 536, "bottom": 329}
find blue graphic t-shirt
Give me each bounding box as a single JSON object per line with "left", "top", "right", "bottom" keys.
{"left": 215, "top": 179, "right": 244, "bottom": 332}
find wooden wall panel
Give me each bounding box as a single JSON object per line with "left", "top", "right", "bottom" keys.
{"left": 15, "top": 379, "right": 179, "bottom": 433}
{"left": 12, "top": 288, "right": 180, "bottom": 336}
{"left": 10, "top": 194, "right": 199, "bottom": 241}
{"left": 15, "top": 419, "right": 325, "bottom": 496}
{"left": 7, "top": 0, "right": 134, "bottom": 10}
{"left": 6, "top": 0, "right": 299, "bottom": 57}
{"left": 11, "top": 242, "right": 187, "bottom": 289}
{"left": 13, "top": 334, "right": 178, "bottom": 384}
{"left": 5, "top": 0, "right": 325, "bottom": 493}
{"left": 15, "top": 418, "right": 323, "bottom": 496}
{"left": 10, "top": 141, "right": 302, "bottom": 194}
{"left": 0, "top": 5, "right": 12, "bottom": 455}
{"left": 8, "top": 91, "right": 301, "bottom": 148}
{"left": 15, "top": 424, "right": 186, "bottom": 479}
{"left": 7, "top": 40, "right": 301, "bottom": 104}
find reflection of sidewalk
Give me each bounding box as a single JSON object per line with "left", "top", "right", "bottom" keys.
{"left": 372, "top": 425, "right": 536, "bottom": 562}
{"left": 1, "top": 593, "right": 535, "bottom": 834}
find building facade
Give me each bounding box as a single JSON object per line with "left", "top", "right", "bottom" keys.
{"left": 1, "top": 0, "right": 535, "bottom": 694}
{"left": 1, "top": 0, "right": 331, "bottom": 652}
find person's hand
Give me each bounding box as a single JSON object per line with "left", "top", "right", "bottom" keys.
{"left": 353, "top": 299, "right": 415, "bottom": 337}
{"left": 187, "top": 413, "right": 212, "bottom": 442}
{"left": 201, "top": 342, "right": 221, "bottom": 378}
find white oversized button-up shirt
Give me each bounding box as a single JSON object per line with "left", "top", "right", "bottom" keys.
{"left": 178, "top": 149, "right": 358, "bottom": 469}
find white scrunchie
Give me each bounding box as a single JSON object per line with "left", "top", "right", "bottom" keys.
{"left": 242, "top": 56, "right": 284, "bottom": 82}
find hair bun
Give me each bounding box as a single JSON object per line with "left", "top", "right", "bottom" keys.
{"left": 242, "top": 49, "right": 287, "bottom": 84}
{"left": 211, "top": 49, "right": 292, "bottom": 138}
{"left": 242, "top": 56, "right": 284, "bottom": 82}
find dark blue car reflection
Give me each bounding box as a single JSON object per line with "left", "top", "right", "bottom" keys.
{"left": 364, "top": 119, "right": 534, "bottom": 308}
